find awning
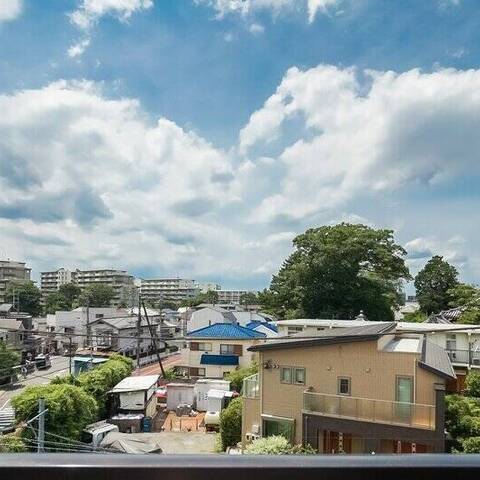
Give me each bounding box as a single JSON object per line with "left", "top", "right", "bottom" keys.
{"left": 200, "top": 354, "right": 239, "bottom": 366}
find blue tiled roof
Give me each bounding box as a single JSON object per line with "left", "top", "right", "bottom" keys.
{"left": 187, "top": 323, "right": 266, "bottom": 339}
{"left": 200, "top": 354, "right": 239, "bottom": 366}
{"left": 246, "top": 321, "right": 278, "bottom": 333}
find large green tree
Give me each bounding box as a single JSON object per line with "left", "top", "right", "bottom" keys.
{"left": 58, "top": 283, "right": 82, "bottom": 309}
{"left": 181, "top": 290, "right": 219, "bottom": 307}
{"left": 78, "top": 283, "right": 115, "bottom": 307}
{"left": 44, "top": 292, "right": 68, "bottom": 314}
{"left": 6, "top": 280, "right": 42, "bottom": 316}
{"left": 414, "top": 256, "right": 459, "bottom": 315}
{"left": 448, "top": 283, "right": 480, "bottom": 324}
{"left": 0, "top": 340, "right": 21, "bottom": 384}
{"left": 259, "top": 223, "right": 410, "bottom": 321}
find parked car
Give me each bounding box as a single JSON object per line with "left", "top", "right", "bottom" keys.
{"left": 35, "top": 354, "right": 51, "bottom": 370}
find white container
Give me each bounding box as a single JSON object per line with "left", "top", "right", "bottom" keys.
{"left": 166, "top": 383, "right": 195, "bottom": 411}
{"left": 207, "top": 389, "right": 227, "bottom": 412}
{"left": 204, "top": 410, "right": 220, "bottom": 428}
{"left": 194, "top": 379, "right": 230, "bottom": 411}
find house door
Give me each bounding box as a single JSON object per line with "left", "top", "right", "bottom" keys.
{"left": 395, "top": 377, "right": 413, "bottom": 423}
{"left": 323, "top": 431, "right": 352, "bottom": 454}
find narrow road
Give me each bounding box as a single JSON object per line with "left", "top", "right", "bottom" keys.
{"left": 134, "top": 353, "right": 181, "bottom": 376}
{"left": 0, "top": 356, "right": 70, "bottom": 404}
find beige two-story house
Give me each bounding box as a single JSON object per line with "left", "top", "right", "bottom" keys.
{"left": 242, "top": 323, "right": 455, "bottom": 454}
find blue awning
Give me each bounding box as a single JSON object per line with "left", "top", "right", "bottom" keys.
{"left": 200, "top": 354, "right": 239, "bottom": 366}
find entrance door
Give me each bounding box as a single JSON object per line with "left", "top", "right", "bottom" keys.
{"left": 395, "top": 377, "right": 413, "bottom": 423}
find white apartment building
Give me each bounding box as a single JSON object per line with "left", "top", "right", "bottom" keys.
{"left": 0, "top": 260, "right": 31, "bottom": 303}
{"left": 217, "top": 289, "right": 255, "bottom": 305}
{"left": 41, "top": 268, "right": 135, "bottom": 306}
{"left": 40, "top": 268, "right": 76, "bottom": 297}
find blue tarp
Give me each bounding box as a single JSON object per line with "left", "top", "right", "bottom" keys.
{"left": 200, "top": 354, "right": 239, "bottom": 366}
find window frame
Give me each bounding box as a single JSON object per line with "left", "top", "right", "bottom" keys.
{"left": 220, "top": 344, "right": 242, "bottom": 355}
{"left": 293, "top": 367, "right": 306, "bottom": 385}
{"left": 337, "top": 376, "right": 351, "bottom": 396}
{"left": 280, "top": 366, "right": 293, "bottom": 384}
{"left": 198, "top": 342, "right": 212, "bottom": 352}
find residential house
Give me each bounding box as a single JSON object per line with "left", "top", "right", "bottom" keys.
{"left": 276, "top": 318, "right": 480, "bottom": 392}
{"left": 242, "top": 323, "right": 455, "bottom": 454}
{"left": 88, "top": 314, "right": 165, "bottom": 365}
{"left": 187, "top": 306, "right": 273, "bottom": 332}
{"left": 179, "top": 323, "right": 266, "bottom": 379}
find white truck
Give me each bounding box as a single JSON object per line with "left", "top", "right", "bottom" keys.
{"left": 81, "top": 421, "right": 119, "bottom": 448}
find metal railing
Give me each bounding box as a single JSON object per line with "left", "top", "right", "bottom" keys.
{"left": 1, "top": 454, "right": 480, "bottom": 480}
{"left": 243, "top": 373, "right": 259, "bottom": 399}
{"left": 446, "top": 349, "right": 480, "bottom": 367}
{"left": 303, "top": 391, "right": 435, "bottom": 430}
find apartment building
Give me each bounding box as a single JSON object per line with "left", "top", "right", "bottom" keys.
{"left": 139, "top": 278, "right": 222, "bottom": 303}
{"left": 277, "top": 318, "right": 480, "bottom": 393}
{"left": 0, "top": 260, "right": 31, "bottom": 303}
{"left": 242, "top": 323, "right": 455, "bottom": 454}
{"left": 217, "top": 290, "right": 255, "bottom": 305}
{"left": 178, "top": 323, "right": 266, "bottom": 378}
{"left": 40, "top": 268, "right": 76, "bottom": 297}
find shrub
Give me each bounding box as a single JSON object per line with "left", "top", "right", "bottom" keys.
{"left": 12, "top": 383, "right": 97, "bottom": 442}
{"left": 225, "top": 363, "right": 258, "bottom": 393}
{"left": 0, "top": 434, "right": 26, "bottom": 453}
{"left": 462, "top": 437, "right": 480, "bottom": 453}
{"left": 219, "top": 397, "right": 242, "bottom": 450}
{"left": 466, "top": 371, "right": 480, "bottom": 398}
{"left": 75, "top": 354, "right": 134, "bottom": 416}
{"left": 245, "top": 435, "right": 316, "bottom": 455}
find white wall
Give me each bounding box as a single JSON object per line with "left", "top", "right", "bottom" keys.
{"left": 188, "top": 308, "right": 227, "bottom": 332}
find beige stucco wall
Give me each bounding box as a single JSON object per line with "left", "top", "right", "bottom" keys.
{"left": 242, "top": 397, "right": 261, "bottom": 447}
{"left": 255, "top": 340, "right": 443, "bottom": 445}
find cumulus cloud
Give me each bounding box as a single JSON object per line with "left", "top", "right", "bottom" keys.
{"left": 68, "top": 0, "right": 153, "bottom": 57}
{"left": 195, "top": 0, "right": 340, "bottom": 22}
{"left": 240, "top": 65, "right": 480, "bottom": 223}
{"left": 249, "top": 23, "right": 265, "bottom": 34}
{"left": 0, "top": 0, "right": 22, "bottom": 22}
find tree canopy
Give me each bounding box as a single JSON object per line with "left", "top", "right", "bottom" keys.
{"left": 447, "top": 283, "right": 480, "bottom": 324}
{"left": 219, "top": 397, "right": 242, "bottom": 450}
{"left": 6, "top": 280, "right": 42, "bottom": 316}
{"left": 414, "top": 256, "right": 459, "bottom": 315}
{"left": 181, "top": 290, "right": 219, "bottom": 307}
{"left": 259, "top": 223, "right": 410, "bottom": 321}
{"left": 12, "top": 383, "right": 97, "bottom": 442}
{"left": 0, "top": 340, "right": 21, "bottom": 384}
{"left": 225, "top": 363, "right": 258, "bottom": 393}
{"left": 78, "top": 283, "right": 115, "bottom": 307}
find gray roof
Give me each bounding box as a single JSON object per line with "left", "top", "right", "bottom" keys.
{"left": 0, "top": 318, "right": 23, "bottom": 330}
{"left": 90, "top": 316, "right": 158, "bottom": 330}
{"left": 419, "top": 339, "right": 456, "bottom": 379}
{"left": 249, "top": 322, "right": 396, "bottom": 351}
{"left": 426, "top": 307, "right": 465, "bottom": 324}
{"left": 0, "top": 304, "right": 13, "bottom": 313}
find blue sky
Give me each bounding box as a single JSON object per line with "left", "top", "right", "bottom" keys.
{"left": 1, "top": 0, "right": 480, "bottom": 291}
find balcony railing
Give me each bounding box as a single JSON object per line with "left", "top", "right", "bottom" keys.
{"left": 1, "top": 454, "right": 480, "bottom": 480}
{"left": 303, "top": 391, "right": 435, "bottom": 430}
{"left": 446, "top": 349, "right": 480, "bottom": 367}
{"left": 243, "top": 373, "right": 259, "bottom": 399}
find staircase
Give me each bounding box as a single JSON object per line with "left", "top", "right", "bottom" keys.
{"left": 0, "top": 407, "right": 15, "bottom": 433}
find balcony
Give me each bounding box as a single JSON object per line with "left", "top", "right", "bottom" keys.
{"left": 446, "top": 349, "right": 480, "bottom": 367}
{"left": 303, "top": 391, "right": 435, "bottom": 430}
{"left": 243, "top": 373, "right": 259, "bottom": 399}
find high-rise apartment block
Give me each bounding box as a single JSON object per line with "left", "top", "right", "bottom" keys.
{"left": 0, "top": 260, "right": 31, "bottom": 303}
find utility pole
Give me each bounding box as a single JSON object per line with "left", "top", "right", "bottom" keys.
{"left": 38, "top": 398, "right": 45, "bottom": 453}
{"left": 136, "top": 294, "right": 142, "bottom": 369}
{"left": 69, "top": 336, "right": 73, "bottom": 375}
{"left": 142, "top": 299, "right": 166, "bottom": 377}
{"left": 85, "top": 298, "right": 90, "bottom": 348}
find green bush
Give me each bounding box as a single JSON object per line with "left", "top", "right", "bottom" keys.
{"left": 0, "top": 434, "right": 27, "bottom": 453}
{"left": 12, "top": 383, "right": 97, "bottom": 442}
{"left": 75, "top": 354, "right": 134, "bottom": 416}
{"left": 245, "top": 435, "right": 316, "bottom": 455}
{"left": 225, "top": 363, "right": 258, "bottom": 393}
{"left": 462, "top": 437, "right": 480, "bottom": 453}
{"left": 219, "top": 397, "right": 242, "bottom": 450}
{"left": 466, "top": 371, "right": 480, "bottom": 397}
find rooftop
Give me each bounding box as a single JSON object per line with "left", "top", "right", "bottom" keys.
{"left": 110, "top": 375, "right": 159, "bottom": 393}
{"left": 187, "top": 322, "right": 266, "bottom": 339}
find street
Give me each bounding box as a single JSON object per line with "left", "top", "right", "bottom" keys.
{"left": 134, "top": 353, "right": 181, "bottom": 376}
{"left": 0, "top": 356, "right": 70, "bottom": 406}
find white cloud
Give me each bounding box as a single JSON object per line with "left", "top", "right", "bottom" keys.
{"left": 249, "top": 23, "right": 265, "bottom": 34}
{"left": 240, "top": 65, "right": 480, "bottom": 223}
{"left": 0, "top": 0, "right": 22, "bottom": 22}
{"left": 68, "top": 38, "right": 91, "bottom": 58}
{"left": 68, "top": 0, "right": 153, "bottom": 57}
{"left": 195, "top": 0, "right": 340, "bottom": 22}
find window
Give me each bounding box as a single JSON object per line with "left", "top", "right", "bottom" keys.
{"left": 446, "top": 334, "right": 457, "bottom": 351}
{"left": 280, "top": 367, "right": 292, "bottom": 383}
{"left": 287, "top": 326, "right": 303, "bottom": 335}
{"left": 197, "top": 342, "right": 212, "bottom": 351}
{"left": 281, "top": 366, "right": 305, "bottom": 385}
{"left": 263, "top": 418, "right": 294, "bottom": 442}
{"left": 220, "top": 344, "right": 242, "bottom": 355}
{"left": 190, "top": 367, "right": 206, "bottom": 377}
{"left": 337, "top": 377, "right": 351, "bottom": 396}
